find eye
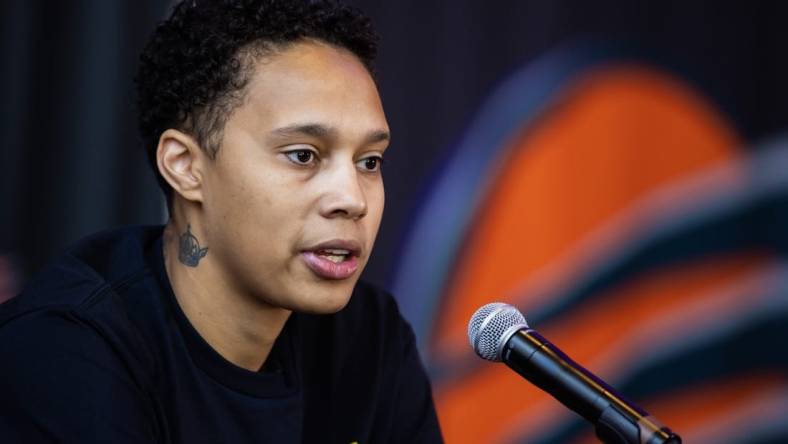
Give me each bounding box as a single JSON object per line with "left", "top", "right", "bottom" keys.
{"left": 284, "top": 149, "right": 317, "bottom": 166}
{"left": 357, "top": 156, "right": 383, "bottom": 172}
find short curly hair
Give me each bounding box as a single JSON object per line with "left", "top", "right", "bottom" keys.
{"left": 135, "top": 0, "right": 379, "bottom": 202}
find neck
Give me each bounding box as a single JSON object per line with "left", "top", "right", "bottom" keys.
{"left": 162, "top": 219, "right": 291, "bottom": 372}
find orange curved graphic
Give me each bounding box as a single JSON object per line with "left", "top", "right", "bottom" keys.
{"left": 433, "top": 66, "right": 742, "bottom": 356}
{"left": 430, "top": 65, "right": 746, "bottom": 443}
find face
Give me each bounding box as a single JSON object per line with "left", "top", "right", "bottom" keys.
{"left": 199, "top": 40, "right": 388, "bottom": 313}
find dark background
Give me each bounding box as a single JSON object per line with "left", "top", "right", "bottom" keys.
{"left": 2, "top": 0, "right": 787, "bottom": 292}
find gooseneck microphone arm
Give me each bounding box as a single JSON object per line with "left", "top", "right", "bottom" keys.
{"left": 505, "top": 329, "right": 680, "bottom": 444}
{"left": 468, "top": 302, "right": 681, "bottom": 444}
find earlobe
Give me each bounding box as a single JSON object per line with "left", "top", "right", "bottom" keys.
{"left": 157, "top": 129, "right": 205, "bottom": 203}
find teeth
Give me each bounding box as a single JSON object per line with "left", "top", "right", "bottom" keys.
{"left": 315, "top": 249, "right": 350, "bottom": 263}
{"left": 323, "top": 249, "right": 349, "bottom": 255}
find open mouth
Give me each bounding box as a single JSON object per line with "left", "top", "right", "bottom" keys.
{"left": 315, "top": 248, "right": 352, "bottom": 264}
{"left": 301, "top": 241, "right": 362, "bottom": 280}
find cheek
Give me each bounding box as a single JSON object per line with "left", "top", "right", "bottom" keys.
{"left": 210, "top": 158, "right": 283, "bottom": 219}
{"left": 365, "top": 183, "right": 385, "bottom": 238}
{"left": 234, "top": 186, "right": 293, "bottom": 242}
{"left": 204, "top": 164, "right": 293, "bottom": 254}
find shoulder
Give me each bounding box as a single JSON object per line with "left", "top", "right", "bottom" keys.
{"left": 1, "top": 225, "right": 163, "bottom": 318}
{"left": 0, "top": 309, "right": 125, "bottom": 376}
{"left": 0, "top": 227, "right": 167, "bottom": 441}
{"left": 1, "top": 225, "right": 164, "bottom": 323}
{"left": 0, "top": 225, "right": 166, "bottom": 386}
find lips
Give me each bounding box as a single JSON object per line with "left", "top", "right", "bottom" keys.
{"left": 301, "top": 239, "right": 361, "bottom": 280}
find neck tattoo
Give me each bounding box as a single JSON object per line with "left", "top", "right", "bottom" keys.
{"left": 178, "top": 224, "right": 209, "bottom": 267}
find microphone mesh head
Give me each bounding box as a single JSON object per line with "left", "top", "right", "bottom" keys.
{"left": 468, "top": 302, "right": 528, "bottom": 362}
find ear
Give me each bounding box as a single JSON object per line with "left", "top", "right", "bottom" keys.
{"left": 156, "top": 129, "right": 206, "bottom": 203}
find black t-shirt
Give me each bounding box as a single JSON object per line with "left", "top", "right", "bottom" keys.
{"left": 0, "top": 226, "right": 442, "bottom": 443}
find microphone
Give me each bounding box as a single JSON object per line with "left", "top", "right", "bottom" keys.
{"left": 468, "top": 302, "right": 681, "bottom": 444}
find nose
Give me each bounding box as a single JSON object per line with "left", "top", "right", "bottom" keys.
{"left": 319, "top": 161, "right": 368, "bottom": 220}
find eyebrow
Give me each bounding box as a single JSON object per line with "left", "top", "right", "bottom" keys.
{"left": 271, "top": 123, "right": 335, "bottom": 139}
{"left": 365, "top": 129, "right": 390, "bottom": 145}
{"left": 269, "top": 123, "right": 390, "bottom": 145}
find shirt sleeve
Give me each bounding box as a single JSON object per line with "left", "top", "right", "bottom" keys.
{"left": 0, "top": 310, "right": 159, "bottom": 443}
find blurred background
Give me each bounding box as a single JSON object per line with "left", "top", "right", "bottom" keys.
{"left": 2, "top": 1, "right": 788, "bottom": 443}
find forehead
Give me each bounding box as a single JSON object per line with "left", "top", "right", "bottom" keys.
{"left": 236, "top": 40, "right": 387, "bottom": 133}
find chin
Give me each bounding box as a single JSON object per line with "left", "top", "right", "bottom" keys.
{"left": 290, "top": 281, "right": 355, "bottom": 314}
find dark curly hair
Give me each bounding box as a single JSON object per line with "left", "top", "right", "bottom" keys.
{"left": 135, "top": 0, "right": 379, "bottom": 202}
